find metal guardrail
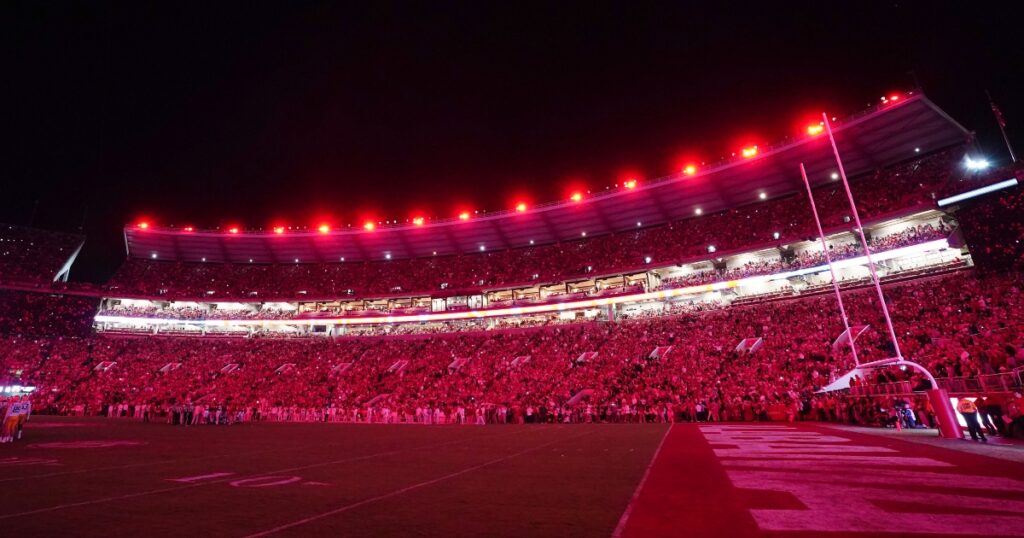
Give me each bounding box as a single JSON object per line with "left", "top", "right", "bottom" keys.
{"left": 848, "top": 368, "right": 1023, "bottom": 397}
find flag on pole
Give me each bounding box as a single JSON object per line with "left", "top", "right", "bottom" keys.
{"left": 991, "top": 100, "right": 1007, "bottom": 128}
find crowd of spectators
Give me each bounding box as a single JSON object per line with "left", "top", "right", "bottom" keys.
{"left": 0, "top": 224, "right": 83, "bottom": 286}
{"left": 105, "top": 149, "right": 967, "bottom": 300}
{"left": 4, "top": 269, "right": 1022, "bottom": 433}
{"left": 654, "top": 224, "right": 947, "bottom": 290}
{"left": 957, "top": 185, "right": 1024, "bottom": 271}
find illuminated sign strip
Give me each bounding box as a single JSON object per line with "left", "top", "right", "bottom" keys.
{"left": 94, "top": 239, "right": 948, "bottom": 328}
{"left": 937, "top": 178, "right": 1018, "bottom": 207}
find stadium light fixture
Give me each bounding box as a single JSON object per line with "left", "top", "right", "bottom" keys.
{"left": 228, "top": 227, "right": 240, "bottom": 234}
{"left": 412, "top": 217, "right": 425, "bottom": 226}
{"left": 741, "top": 146, "right": 758, "bottom": 158}
{"left": 515, "top": 202, "right": 528, "bottom": 212}
{"left": 683, "top": 164, "right": 698, "bottom": 176}
{"left": 581, "top": 231, "right": 587, "bottom": 237}
{"left": 363, "top": 222, "right": 375, "bottom": 231}
{"left": 318, "top": 224, "right": 330, "bottom": 234}
{"left": 458, "top": 211, "right": 471, "bottom": 220}
{"left": 636, "top": 221, "right": 642, "bottom": 227}
{"left": 201, "top": 257, "right": 206, "bottom": 262}
{"left": 137, "top": 222, "right": 150, "bottom": 230}
{"left": 644, "top": 256, "right": 652, "bottom": 264}
{"left": 479, "top": 245, "right": 486, "bottom": 251}
{"left": 623, "top": 179, "right": 638, "bottom": 189}
{"left": 964, "top": 156, "right": 991, "bottom": 171}
{"left": 150, "top": 252, "right": 157, "bottom": 259}
{"left": 807, "top": 124, "right": 824, "bottom": 136}
{"left": 759, "top": 192, "right": 767, "bottom": 200}
{"left": 339, "top": 257, "right": 345, "bottom": 262}
{"left": 707, "top": 245, "right": 716, "bottom": 253}
{"left": 384, "top": 253, "right": 391, "bottom": 260}
{"left": 570, "top": 192, "right": 583, "bottom": 202}
{"left": 182, "top": 226, "right": 194, "bottom": 232}
{"left": 773, "top": 231, "right": 780, "bottom": 240}
{"left": 914, "top": 147, "right": 920, "bottom": 153}
{"left": 831, "top": 172, "right": 839, "bottom": 180}
{"left": 294, "top": 258, "right": 300, "bottom": 263}
{"left": 529, "top": 239, "right": 535, "bottom": 245}
{"left": 695, "top": 208, "right": 703, "bottom": 215}
{"left": 273, "top": 226, "right": 285, "bottom": 234}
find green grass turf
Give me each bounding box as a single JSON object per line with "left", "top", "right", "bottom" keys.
{"left": 0, "top": 417, "right": 667, "bottom": 537}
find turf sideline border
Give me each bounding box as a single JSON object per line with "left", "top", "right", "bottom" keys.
{"left": 611, "top": 423, "right": 673, "bottom": 538}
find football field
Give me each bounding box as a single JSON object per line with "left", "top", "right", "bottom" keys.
{"left": 1, "top": 417, "right": 1023, "bottom": 537}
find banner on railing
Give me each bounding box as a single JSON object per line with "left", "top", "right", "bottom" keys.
{"left": 832, "top": 325, "right": 870, "bottom": 351}
{"left": 735, "top": 338, "right": 763, "bottom": 354}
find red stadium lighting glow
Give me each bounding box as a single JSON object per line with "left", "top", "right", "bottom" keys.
{"left": 182, "top": 226, "right": 194, "bottom": 232}
{"left": 228, "top": 227, "right": 240, "bottom": 234}
{"left": 683, "top": 164, "right": 697, "bottom": 176}
{"left": 317, "top": 224, "right": 330, "bottom": 234}
{"left": 807, "top": 124, "right": 824, "bottom": 136}
{"left": 137, "top": 222, "right": 149, "bottom": 230}
{"left": 570, "top": 192, "right": 583, "bottom": 202}
{"left": 412, "top": 216, "right": 425, "bottom": 226}
{"left": 515, "top": 202, "right": 528, "bottom": 212}
{"left": 741, "top": 146, "right": 758, "bottom": 158}
{"left": 458, "top": 211, "right": 471, "bottom": 221}
{"left": 623, "top": 179, "right": 638, "bottom": 189}
{"left": 363, "top": 222, "right": 376, "bottom": 231}
{"left": 273, "top": 226, "right": 285, "bottom": 234}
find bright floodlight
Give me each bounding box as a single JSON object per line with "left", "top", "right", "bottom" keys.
{"left": 273, "top": 226, "right": 285, "bottom": 234}
{"left": 624, "top": 179, "right": 638, "bottom": 189}
{"left": 807, "top": 124, "right": 824, "bottom": 136}
{"left": 570, "top": 192, "right": 583, "bottom": 202}
{"left": 707, "top": 245, "right": 716, "bottom": 253}
{"left": 683, "top": 164, "right": 697, "bottom": 175}
{"left": 318, "top": 224, "right": 330, "bottom": 234}
{"left": 137, "top": 222, "right": 149, "bottom": 229}
{"left": 458, "top": 211, "right": 470, "bottom": 220}
{"left": 695, "top": 208, "right": 702, "bottom": 215}
{"left": 228, "top": 227, "right": 240, "bottom": 234}
{"left": 830, "top": 172, "right": 839, "bottom": 180}
{"left": 412, "top": 217, "right": 425, "bottom": 226}
{"left": 964, "top": 156, "right": 990, "bottom": 171}
{"left": 515, "top": 202, "right": 527, "bottom": 212}
{"left": 644, "top": 256, "right": 652, "bottom": 264}
{"left": 759, "top": 192, "right": 767, "bottom": 200}
{"left": 741, "top": 146, "right": 758, "bottom": 158}
{"left": 363, "top": 222, "right": 376, "bottom": 231}
{"left": 773, "top": 231, "right": 780, "bottom": 240}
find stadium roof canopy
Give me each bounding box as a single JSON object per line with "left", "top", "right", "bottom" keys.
{"left": 126, "top": 93, "right": 970, "bottom": 264}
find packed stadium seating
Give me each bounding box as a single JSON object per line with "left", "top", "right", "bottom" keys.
{"left": 105, "top": 149, "right": 966, "bottom": 300}
{"left": 956, "top": 184, "right": 1024, "bottom": 271}
{"left": 4, "top": 270, "right": 1021, "bottom": 429}
{"left": 0, "top": 223, "right": 84, "bottom": 285}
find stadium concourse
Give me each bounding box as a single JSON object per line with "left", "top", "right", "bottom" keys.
{"left": 2, "top": 97, "right": 1024, "bottom": 535}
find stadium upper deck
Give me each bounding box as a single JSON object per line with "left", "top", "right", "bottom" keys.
{"left": 124, "top": 92, "right": 970, "bottom": 264}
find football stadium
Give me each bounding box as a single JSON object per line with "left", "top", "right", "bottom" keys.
{"left": 3, "top": 4, "right": 1024, "bottom": 537}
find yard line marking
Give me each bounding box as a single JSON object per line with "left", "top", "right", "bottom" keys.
{"left": 242, "top": 430, "right": 596, "bottom": 538}
{"left": 611, "top": 424, "right": 672, "bottom": 538}
{"left": 0, "top": 425, "right": 505, "bottom": 483}
{"left": 0, "top": 427, "right": 535, "bottom": 519}
{"left": 167, "top": 472, "right": 236, "bottom": 483}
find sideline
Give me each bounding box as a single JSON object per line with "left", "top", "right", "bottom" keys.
{"left": 611, "top": 423, "right": 672, "bottom": 538}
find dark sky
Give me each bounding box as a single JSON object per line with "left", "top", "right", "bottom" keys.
{"left": 2, "top": 1, "right": 1021, "bottom": 282}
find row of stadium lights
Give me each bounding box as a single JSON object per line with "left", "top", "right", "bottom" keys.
{"left": 137, "top": 94, "right": 922, "bottom": 237}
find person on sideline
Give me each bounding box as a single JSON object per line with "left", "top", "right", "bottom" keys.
{"left": 957, "top": 398, "right": 987, "bottom": 443}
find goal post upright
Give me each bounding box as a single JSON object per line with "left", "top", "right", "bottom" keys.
{"left": 798, "top": 162, "right": 860, "bottom": 367}
{"left": 819, "top": 114, "right": 962, "bottom": 439}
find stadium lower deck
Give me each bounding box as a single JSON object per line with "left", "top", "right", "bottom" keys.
{"left": 2, "top": 418, "right": 1022, "bottom": 537}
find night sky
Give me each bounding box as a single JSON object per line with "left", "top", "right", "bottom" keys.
{"left": 3, "top": 2, "right": 1021, "bottom": 282}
